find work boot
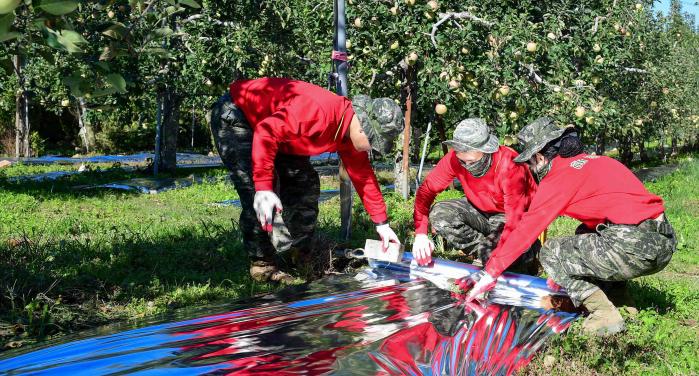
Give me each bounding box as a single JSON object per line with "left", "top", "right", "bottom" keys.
{"left": 250, "top": 260, "right": 295, "bottom": 284}
{"left": 581, "top": 289, "right": 626, "bottom": 336}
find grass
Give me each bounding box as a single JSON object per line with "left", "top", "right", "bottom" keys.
{"left": 1, "top": 156, "right": 698, "bottom": 374}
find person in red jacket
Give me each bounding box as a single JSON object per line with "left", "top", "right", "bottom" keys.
{"left": 412, "top": 118, "right": 539, "bottom": 272}
{"left": 462, "top": 117, "right": 676, "bottom": 336}
{"left": 211, "top": 78, "right": 400, "bottom": 283}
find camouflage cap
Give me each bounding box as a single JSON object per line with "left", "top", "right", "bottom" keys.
{"left": 513, "top": 117, "right": 574, "bottom": 163}
{"left": 443, "top": 118, "right": 499, "bottom": 153}
{"left": 352, "top": 95, "right": 404, "bottom": 155}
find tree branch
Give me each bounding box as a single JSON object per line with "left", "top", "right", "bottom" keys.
{"left": 623, "top": 67, "right": 649, "bottom": 74}
{"left": 430, "top": 11, "right": 493, "bottom": 48}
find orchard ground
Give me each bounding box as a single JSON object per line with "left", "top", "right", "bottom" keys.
{"left": 0, "top": 154, "right": 698, "bottom": 374}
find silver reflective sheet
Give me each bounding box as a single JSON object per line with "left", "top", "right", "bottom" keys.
{"left": 0, "top": 256, "right": 577, "bottom": 375}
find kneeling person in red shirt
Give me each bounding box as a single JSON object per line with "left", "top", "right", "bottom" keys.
{"left": 466, "top": 117, "right": 676, "bottom": 336}
{"left": 211, "top": 78, "right": 400, "bottom": 283}
{"left": 412, "top": 118, "right": 539, "bottom": 272}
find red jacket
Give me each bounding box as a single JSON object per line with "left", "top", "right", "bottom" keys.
{"left": 414, "top": 147, "right": 537, "bottom": 243}
{"left": 485, "top": 154, "right": 665, "bottom": 277}
{"left": 229, "top": 78, "right": 387, "bottom": 223}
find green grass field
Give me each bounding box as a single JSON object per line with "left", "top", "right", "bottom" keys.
{"left": 1, "top": 158, "right": 697, "bottom": 374}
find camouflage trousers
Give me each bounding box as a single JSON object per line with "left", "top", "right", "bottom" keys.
{"left": 429, "top": 198, "right": 540, "bottom": 272}
{"left": 210, "top": 93, "right": 320, "bottom": 261}
{"left": 540, "top": 216, "right": 676, "bottom": 306}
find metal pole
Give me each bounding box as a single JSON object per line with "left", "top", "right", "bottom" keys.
{"left": 333, "top": 0, "right": 353, "bottom": 242}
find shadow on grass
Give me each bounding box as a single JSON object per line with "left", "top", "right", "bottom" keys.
{"left": 630, "top": 280, "right": 677, "bottom": 313}
{"left": 0, "top": 217, "right": 258, "bottom": 348}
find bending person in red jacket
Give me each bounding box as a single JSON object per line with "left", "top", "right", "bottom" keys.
{"left": 463, "top": 117, "right": 676, "bottom": 336}
{"left": 211, "top": 78, "right": 400, "bottom": 283}
{"left": 412, "top": 118, "right": 539, "bottom": 272}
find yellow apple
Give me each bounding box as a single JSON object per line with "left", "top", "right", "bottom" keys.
{"left": 354, "top": 17, "right": 362, "bottom": 28}
{"left": 526, "top": 42, "right": 537, "bottom": 53}
{"left": 448, "top": 80, "right": 460, "bottom": 90}
{"left": 435, "top": 103, "right": 447, "bottom": 115}
{"left": 390, "top": 41, "right": 399, "bottom": 50}
{"left": 499, "top": 85, "right": 510, "bottom": 96}
{"left": 593, "top": 43, "right": 601, "bottom": 52}
{"left": 427, "top": 0, "right": 439, "bottom": 11}
{"left": 575, "top": 106, "right": 586, "bottom": 118}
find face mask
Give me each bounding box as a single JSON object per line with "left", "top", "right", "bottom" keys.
{"left": 460, "top": 153, "right": 492, "bottom": 178}
{"left": 531, "top": 158, "right": 552, "bottom": 183}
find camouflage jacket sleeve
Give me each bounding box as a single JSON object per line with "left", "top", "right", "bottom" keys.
{"left": 413, "top": 151, "right": 458, "bottom": 234}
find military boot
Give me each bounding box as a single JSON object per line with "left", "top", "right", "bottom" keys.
{"left": 581, "top": 289, "right": 626, "bottom": 336}
{"left": 249, "top": 259, "right": 295, "bottom": 285}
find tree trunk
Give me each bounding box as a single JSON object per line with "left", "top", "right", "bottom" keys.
{"left": 595, "top": 129, "right": 606, "bottom": 155}
{"left": 618, "top": 135, "right": 634, "bottom": 165}
{"left": 395, "top": 61, "right": 416, "bottom": 199}
{"left": 13, "top": 55, "right": 30, "bottom": 158}
{"left": 638, "top": 140, "right": 649, "bottom": 163}
{"left": 435, "top": 115, "right": 448, "bottom": 156}
{"left": 159, "top": 87, "right": 182, "bottom": 173}
{"left": 671, "top": 136, "right": 678, "bottom": 156}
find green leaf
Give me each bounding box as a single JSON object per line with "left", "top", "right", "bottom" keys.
{"left": 0, "top": 31, "right": 19, "bottom": 42}
{"left": 0, "top": 12, "right": 14, "bottom": 33}
{"left": 102, "top": 22, "right": 127, "bottom": 39}
{"left": 152, "top": 27, "right": 173, "bottom": 37}
{"left": 92, "top": 87, "right": 118, "bottom": 97}
{"left": 144, "top": 47, "right": 170, "bottom": 57}
{"left": 178, "top": 0, "right": 200, "bottom": 9}
{"left": 37, "top": 0, "right": 79, "bottom": 16}
{"left": 62, "top": 75, "right": 86, "bottom": 97}
{"left": 0, "top": 0, "right": 21, "bottom": 15}
{"left": 0, "top": 12, "right": 17, "bottom": 41}
{"left": 105, "top": 73, "right": 127, "bottom": 93}
{"left": 55, "top": 29, "right": 88, "bottom": 53}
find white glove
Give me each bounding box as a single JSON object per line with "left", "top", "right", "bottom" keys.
{"left": 376, "top": 223, "right": 400, "bottom": 251}
{"left": 253, "top": 190, "right": 283, "bottom": 232}
{"left": 464, "top": 271, "right": 498, "bottom": 302}
{"left": 412, "top": 233, "right": 434, "bottom": 266}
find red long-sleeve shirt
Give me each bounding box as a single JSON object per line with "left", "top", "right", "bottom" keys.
{"left": 413, "top": 147, "right": 537, "bottom": 244}
{"left": 229, "top": 78, "right": 387, "bottom": 223}
{"left": 485, "top": 154, "right": 665, "bottom": 277}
